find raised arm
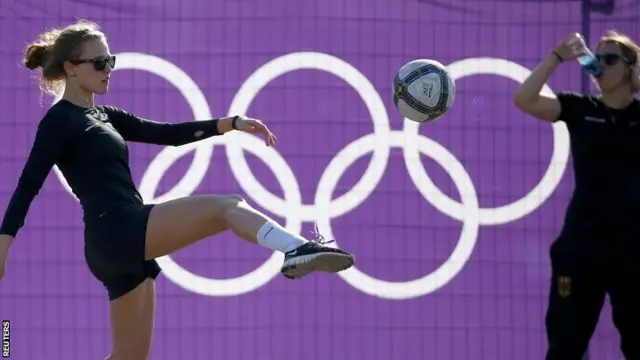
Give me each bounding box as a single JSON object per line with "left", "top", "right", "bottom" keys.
{"left": 0, "top": 113, "right": 70, "bottom": 239}
{"left": 514, "top": 33, "right": 585, "bottom": 123}
{"left": 102, "top": 106, "right": 237, "bottom": 146}
{"left": 514, "top": 53, "right": 563, "bottom": 122}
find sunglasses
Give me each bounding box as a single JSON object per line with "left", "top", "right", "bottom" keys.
{"left": 595, "top": 53, "right": 631, "bottom": 66}
{"left": 70, "top": 55, "right": 116, "bottom": 71}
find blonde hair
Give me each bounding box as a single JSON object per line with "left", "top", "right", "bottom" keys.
{"left": 23, "top": 19, "right": 105, "bottom": 96}
{"left": 597, "top": 30, "right": 639, "bottom": 93}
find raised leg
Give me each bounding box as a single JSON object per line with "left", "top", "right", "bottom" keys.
{"left": 144, "top": 194, "right": 354, "bottom": 279}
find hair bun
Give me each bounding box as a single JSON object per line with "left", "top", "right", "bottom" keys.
{"left": 24, "top": 44, "right": 49, "bottom": 70}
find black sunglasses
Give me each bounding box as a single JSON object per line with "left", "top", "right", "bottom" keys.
{"left": 70, "top": 55, "right": 116, "bottom": 71}
{"left": 595, "top": 53, "right": 631, "bottom": 66}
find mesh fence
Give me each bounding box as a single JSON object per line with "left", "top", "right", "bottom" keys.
{"left": 0, "top": 0, "right": 638, "bottom": 359}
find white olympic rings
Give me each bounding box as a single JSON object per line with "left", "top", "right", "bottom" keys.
{"left": 52, "top": 52, "right": 570, "bottom": 300}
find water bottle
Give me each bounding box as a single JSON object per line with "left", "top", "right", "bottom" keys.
{"left": 574, "top": 35, "right": 604, "bottom": 78}
{"left": 578, "top": 51, "right": 604, "bottom": 78}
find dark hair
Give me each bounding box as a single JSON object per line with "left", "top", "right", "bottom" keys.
{"left": 23, "top": 19, "right": 106, "bottom": 95}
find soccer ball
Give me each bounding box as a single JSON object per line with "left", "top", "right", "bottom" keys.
{"left": 393, "top": 59, "right": 456, "bottom": 123}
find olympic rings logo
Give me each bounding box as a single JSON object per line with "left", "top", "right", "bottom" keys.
{"left": 52, "top": 52, "right": 570, "bottom": 300}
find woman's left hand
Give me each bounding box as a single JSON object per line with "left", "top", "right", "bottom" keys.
{"left": 234, "top": 116, "right": 278, "bottom": 147}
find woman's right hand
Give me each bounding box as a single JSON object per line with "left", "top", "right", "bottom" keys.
{"left": 0, "top": 235, "right": 13, "bottom": 280}
{"left": 554, "top": 33, "right": 588, "bottom": 62}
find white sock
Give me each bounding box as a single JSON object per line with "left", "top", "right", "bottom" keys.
{"left": 256, "top": 222, "right": 307, "bottom": 253}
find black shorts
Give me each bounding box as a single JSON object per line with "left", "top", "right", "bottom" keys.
{"left": 83, "top": 203, "right": 161, "bottom": 301}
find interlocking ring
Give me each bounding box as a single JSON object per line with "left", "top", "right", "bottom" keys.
{"left": 52, "top": 52, "right": 570, "bottom": 300}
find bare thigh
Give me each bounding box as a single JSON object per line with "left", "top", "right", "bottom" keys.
{"left": 144, "top": 194, "right": 243, "bottom": 259}
{"left": 109, "top": 278, "right": 156, "bottom": 360}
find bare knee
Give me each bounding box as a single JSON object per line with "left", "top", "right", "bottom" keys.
{"left": 109, "top": 335, "right": 152, "bottom": 360}
{"left": 212, "top": 194, "right": 246, "bottom": 216}
{"left": 183, "top": 194, "right": 246, "bottom": 222}
{"left": 223, "top": 194, "right": 245, "bottom": 204}
{"left": 106, "top": 349, "right": 150, "bottom": 360}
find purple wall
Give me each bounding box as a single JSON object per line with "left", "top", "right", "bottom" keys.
{"left": 0, "top": 0, "right": 638, "bottom": 359}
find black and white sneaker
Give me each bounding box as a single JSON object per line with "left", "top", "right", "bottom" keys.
{"left": 280, "top": 226, "right": 354, "bottom": 280}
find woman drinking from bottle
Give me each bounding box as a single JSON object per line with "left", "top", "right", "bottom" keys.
{"left": 514, "top": 30, "right": 640, "bottom": 360}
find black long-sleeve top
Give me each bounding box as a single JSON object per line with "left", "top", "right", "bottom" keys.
{"left": 0, "top": 99, "right": 223, "bottom": 237}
